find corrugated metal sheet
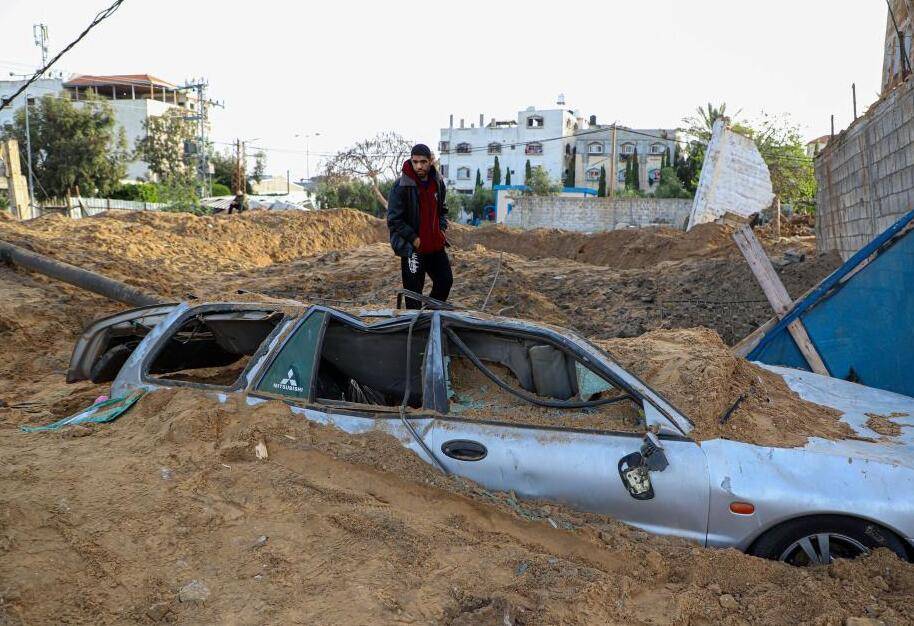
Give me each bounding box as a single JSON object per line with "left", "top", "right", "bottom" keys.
{"left": 748, "top": 209, "right": 914, "bottom": 397}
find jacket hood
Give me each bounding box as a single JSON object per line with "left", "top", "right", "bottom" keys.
{"left": 399, "top": 159, "right": 440, "bottom": 187}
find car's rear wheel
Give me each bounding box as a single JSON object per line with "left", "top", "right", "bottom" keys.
{"left": 750, "top": 515, "right": 909, "bottom": 565}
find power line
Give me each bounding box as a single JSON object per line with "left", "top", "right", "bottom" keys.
{"left": 0, "top": 0, "right": 127, "bottom": 112}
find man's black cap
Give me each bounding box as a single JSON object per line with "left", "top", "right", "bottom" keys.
{"left": 410, "top": 143, "right": 432, "bottom": 158}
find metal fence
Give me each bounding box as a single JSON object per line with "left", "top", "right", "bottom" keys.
{"left": 40, "top": 197, "right": 169, "bottom": 218}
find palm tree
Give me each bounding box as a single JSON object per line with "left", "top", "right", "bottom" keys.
{"left": 683, "top": 102, "right": 742, "bottom": 142}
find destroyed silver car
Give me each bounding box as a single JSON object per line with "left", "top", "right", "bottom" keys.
{"left": 68, "top": 301, "right": 914, "bottom": 566}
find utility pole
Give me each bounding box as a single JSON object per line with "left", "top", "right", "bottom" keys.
{"left": 296, "top": 132, "right": 321, "bottom": 180}
{"left": 609, "top": 123, "right": 618, "bottom": 197}
{"left": 176, "top": 77, "right": 223, "bottom": 197}
{"left": 232, "top": 139, "right": 244, "bottom": 196}
{"left": 23, "top": 94, "right": 36, "bottom": 215}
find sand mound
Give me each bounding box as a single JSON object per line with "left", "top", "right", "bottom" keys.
{"left": 0, "top": 209, "right": 386, "bottom": 297}
{"left": 448, "top": 222, "right": 736, "bottom": 269}
{"left": 598, "top": 328, "right": 855, "bottom": 447}
{"left": 0, "top": 216, "right": 911, "bottom": 624}
{"left": 3, "top": 387, "right": 912, "bottom": 624}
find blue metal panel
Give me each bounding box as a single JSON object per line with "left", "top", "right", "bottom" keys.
{"left": 750, "top": 212, "right": 914, "bottom": 397}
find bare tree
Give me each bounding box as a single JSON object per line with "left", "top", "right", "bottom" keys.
{"left": 324, "top": 131, "right": 412, "bottom": 208}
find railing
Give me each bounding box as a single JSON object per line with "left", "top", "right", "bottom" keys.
{"left": 39, "top": 197, "right": 169, "bottom": 217}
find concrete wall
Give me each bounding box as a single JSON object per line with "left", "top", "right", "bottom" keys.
{"left": 688, "top": 119, "right": 774, "bottom": 229}
{"left": 814, "top": 76, "right": 914, "bottom": 259}
{"left": 504, "top": 196, "right": 692, "bottom": 232}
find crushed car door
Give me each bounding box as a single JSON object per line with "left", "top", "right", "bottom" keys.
{"left": 416, "top": 320, "right": 712, "bottom": 545}
{"left": 67, "top": 303, "right": 177, "bottom": 383}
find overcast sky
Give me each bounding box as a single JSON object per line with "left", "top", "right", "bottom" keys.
{"left": 0, "top": 0, "right": 888, "bottom": 180}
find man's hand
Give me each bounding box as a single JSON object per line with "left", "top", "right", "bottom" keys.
{"left": 413, "top": 237, "right": 421, "bottom": 251}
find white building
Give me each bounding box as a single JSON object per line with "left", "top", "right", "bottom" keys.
{"left": 0, "top": 78, "right": 65, "bottom": 128}
{"left": 438, "top": 105, "right": 585, "bottom": 194}
{"left": 63, "top": 75, "right": 203, "bottom": 180}
{"left": 0, "top": 74, "right": 204, "bottom": 181}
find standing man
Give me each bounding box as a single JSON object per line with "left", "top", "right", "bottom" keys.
{"left": 387, "top": 144, "right": 453, "bottom": 309}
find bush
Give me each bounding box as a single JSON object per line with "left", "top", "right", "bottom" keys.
{"left": 468, "top": 188, "right": 494, "bottom": 219}
{"left": 157, "top": 176, "right": 210, "bottom": 215}
{"left": 653, "top": 167, "right": 691, "bottom": 199}
{"left": 445, "top": 188, "right": 466, "bottom": 221}
{"left": 524, "top": 166, "right": 561, "bottom": 196}
{"left": 316, "top": 178, "right": 390, "bottom": 216}
{"left": 210, "top": 182, "right": 231, "bottom": 197}
{"left": 110, "top": 182, "right": 159, "bottom": 202}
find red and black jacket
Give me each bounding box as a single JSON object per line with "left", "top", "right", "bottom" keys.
{"left": 386, "top": 163, "right": 448, "bottom": 257}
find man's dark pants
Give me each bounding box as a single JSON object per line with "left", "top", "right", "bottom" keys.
{"left": 400, "top": 250, "right": 453, "bottom": 309}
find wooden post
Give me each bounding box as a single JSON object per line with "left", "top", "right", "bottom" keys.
{"left": 732, "top": 225, "right": 830, "bottom": 375}
{"left": 773, "top": 195, "right": 781, "bottom": 238}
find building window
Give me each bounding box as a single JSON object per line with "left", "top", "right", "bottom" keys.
{"left": 441, "top": 164, "right": 449, "bottom": 177}
{"left": 585, "top": 168, "right": 601, "bottom": 181}
{"left": 439, "top": 141, "right": 450, "bottom": 153}
{"left": 456, "top": 142, "right": 472, "bottom": 154}
{"left": 487, "top": 142, "right": 501, "bottom": 154}
{"left": 527, "top": 115, "right": 544, "bottom": 128}
{"left": 486, "top": 167, "right": 494, "bottom": 180}
{"left": 457, "top": 167, "right": 471, "bottom": 180}
{"left": 588, "top": 142, "right": 603, "bottom": 155}
{"left": 525, "top": 142, "right": 543, "bottom": 155}
{"left": 621, "top": 143, "right": 635, "bottom": 155}
{"left": 650, "top": 143, "right": 665, "bottom": 154}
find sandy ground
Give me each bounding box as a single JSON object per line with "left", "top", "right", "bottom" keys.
{"left": 1, "top": 209, "right": 912, "bottom": 625}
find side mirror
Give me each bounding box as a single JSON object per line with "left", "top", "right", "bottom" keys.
{"left": 617, "top": 432, "right": 669, "bottom": 500}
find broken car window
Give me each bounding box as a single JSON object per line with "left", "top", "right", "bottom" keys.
{"left": 444, "top": 328, "right": 644, "bottom": 432}
{"left": 313, "top": 318, "right": 428, "bottom": 409}
{"left": 148, "top": 309, "right": 284, "bottom": 388}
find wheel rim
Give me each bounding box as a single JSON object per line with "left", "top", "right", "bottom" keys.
{"left": 778, "top": 533, "right": 869, "bottom": 565}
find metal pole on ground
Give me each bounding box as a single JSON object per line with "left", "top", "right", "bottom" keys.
{"left": 0, "top": 239, "right": 166, "bottom": 306}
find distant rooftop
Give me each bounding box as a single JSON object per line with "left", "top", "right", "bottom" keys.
{"left": 64, "top": 74, "right": 176, "bottom": 89}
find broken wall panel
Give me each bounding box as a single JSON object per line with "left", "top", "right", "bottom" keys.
{"left": 748, "top": 210, "right": 914, "bottom": 398}
{"left": 815, "top": 76, "right": 914, "bottom": 259}
{"left": 687, "top": 119, "right": 774, "bottom": 230}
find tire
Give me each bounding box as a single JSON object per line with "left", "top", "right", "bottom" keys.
{"left": 750, "top": 515, "right": 909, "bottom": 566}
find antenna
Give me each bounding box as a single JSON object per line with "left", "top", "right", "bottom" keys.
{"left": 33, "top": 24, "right": 49, "bottom": 68}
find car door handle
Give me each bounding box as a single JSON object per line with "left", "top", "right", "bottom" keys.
{"left": 441, "top": 439, "right": 487, "bottom": 461}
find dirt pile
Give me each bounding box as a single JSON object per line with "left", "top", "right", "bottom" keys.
{"left": 0, "top": 209, "right": 386, "bottom": 297}
{"left": 220, "top": 240, "right": 839, "bottom": 345}
{"left": 0, "top": 210, "right": 840, "bottom": 344}
{"left": 449, "top": 222, "right": 736, "bottom": 270}
{"left": 597, "top": 328, "right": 854, "bottom": 447}
{"left": 3, "top": 388, "right": 913, "bottom": 625}
{"left": 0, "top": 211, "right": 911, "bottom": 624}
